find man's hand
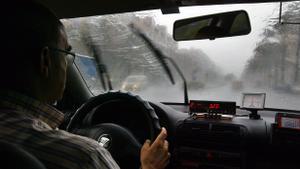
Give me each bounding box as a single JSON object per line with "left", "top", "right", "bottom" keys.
{"left": 140, "top": 127, "right": 170, "bottom": 169}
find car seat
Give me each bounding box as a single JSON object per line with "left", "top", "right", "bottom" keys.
{"left": 0, "top": 141, "right": 46, "bottom": 169}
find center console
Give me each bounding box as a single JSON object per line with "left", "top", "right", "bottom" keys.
{"left": 168, "top": 98, "right": 300, "bottom": 169}
{"left": 170, "top": 114, "right": 269, "bottom": 169}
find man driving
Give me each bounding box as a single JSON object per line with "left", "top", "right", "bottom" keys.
{"left": 0, "top": 1, "right": 170, "bottom": 169}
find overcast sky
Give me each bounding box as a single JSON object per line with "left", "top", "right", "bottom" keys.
{"left": 151, "top": 3, "right": 280, "bottom": 77}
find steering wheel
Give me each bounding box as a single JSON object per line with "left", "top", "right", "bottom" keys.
{"left": 66, "top": 91, "right": 161, "bottom": 169}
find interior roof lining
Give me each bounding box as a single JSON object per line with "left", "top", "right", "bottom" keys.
{"left": 36, "top": 0, "right": 298, "bottom": 19}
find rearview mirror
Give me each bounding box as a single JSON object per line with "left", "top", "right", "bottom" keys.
{"left": 173, "top": 10, "right": 251, "bottom": 41}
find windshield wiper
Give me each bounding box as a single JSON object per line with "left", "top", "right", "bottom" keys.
{"left": 80, "top": 29, "right": 113, "bottom": 91}
{"left": 129, "top": 23, "right": 175, "bottom": 85}
{"left": 129, "top": 23, "right": 189, "bottom": 104}
{"left": 90, "top": 44, "right": 113, "bottom": 91}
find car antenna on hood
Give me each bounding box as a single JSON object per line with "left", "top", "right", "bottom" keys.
{"left": 129, "top": 23, "right": 189, "bottom": 104}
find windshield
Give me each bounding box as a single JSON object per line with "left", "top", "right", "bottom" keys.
{"left": 62, "top": 1, "right": 300, "bottom": 110}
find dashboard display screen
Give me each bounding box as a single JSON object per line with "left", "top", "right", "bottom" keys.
{"left": 189, "top": 100, "right": 236, "bottom": 115}
{"left": 241, "top": 93, "right": 266, "bottom": 109}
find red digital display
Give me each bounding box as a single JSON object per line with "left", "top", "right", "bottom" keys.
{"left": 209, "top": 103, "right": 220, "bottom": 109}
{"left": 189, "top": 100, "right": 236, "bottom": 115}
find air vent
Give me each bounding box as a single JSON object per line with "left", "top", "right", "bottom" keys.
{"left": 176, "top": 122, "right": 246, "bottom": 147}
{"left": 174, "top": 122, "right": 245, "bottom": 169}
{"left": 209, "top": 124, "right": 243, "bottom": 146}
{"left": 211, "top": 124, "right": 241, "bottom": 133}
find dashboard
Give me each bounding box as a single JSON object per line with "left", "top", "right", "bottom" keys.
{"left": 76, "top": 93, "right": 300, "bottom": 169}
{"left": 149, "top": 101, "right": 300, "bottom": 169}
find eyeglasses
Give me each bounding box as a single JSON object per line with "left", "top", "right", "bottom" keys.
{"left": 49, "top": 47, "right": 76, "bottom": 64}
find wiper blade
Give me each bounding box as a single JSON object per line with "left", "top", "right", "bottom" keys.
{"left": 129, "top": 23, "right": 175, "bottom": 85}
{"left": 129, "top": 23, "right": 189, "bottom": 104}
{"left": 75, "top": 53, "right": 111, "bottom": 91}
{"left": 91, "top": 44, "right": 113, "bottom": 91}
{"left": 80, "top": 30, "right": 113, "bottom": 91}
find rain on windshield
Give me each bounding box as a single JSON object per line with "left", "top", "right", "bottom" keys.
{"left": 62, "top": 1, "right": 300, "bottom": 110}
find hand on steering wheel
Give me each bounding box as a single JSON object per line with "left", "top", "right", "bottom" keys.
{"left": 140, "top": 127, "right": 170, "bottom": 169}
{"left": 66, "top": 91, "right": 163, "bottom": 169}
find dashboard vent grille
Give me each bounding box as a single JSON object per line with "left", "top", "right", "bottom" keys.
{"left": 174, "top": 121, "right": 245, "bottom": 169}
{"left": 177, "top": 122, "right": 245, "bottom": 148}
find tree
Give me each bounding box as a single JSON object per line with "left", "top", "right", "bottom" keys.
{"left": 242, "top": 1, "right": 300, "bottom": 88}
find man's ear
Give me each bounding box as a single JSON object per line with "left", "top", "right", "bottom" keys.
{"left": 39, "top": 47, "right": 51, "bottom": 78}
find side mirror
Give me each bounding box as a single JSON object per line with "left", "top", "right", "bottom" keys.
{"left": 173, "top": 10, "right": 251, "bottom": 41}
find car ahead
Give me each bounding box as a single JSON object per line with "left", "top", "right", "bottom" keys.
{"left": 121, "top": 75, "right": 148, "bottom": 92}
{"left": 33, "top": 0, "right": 300, "bottom": 169}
